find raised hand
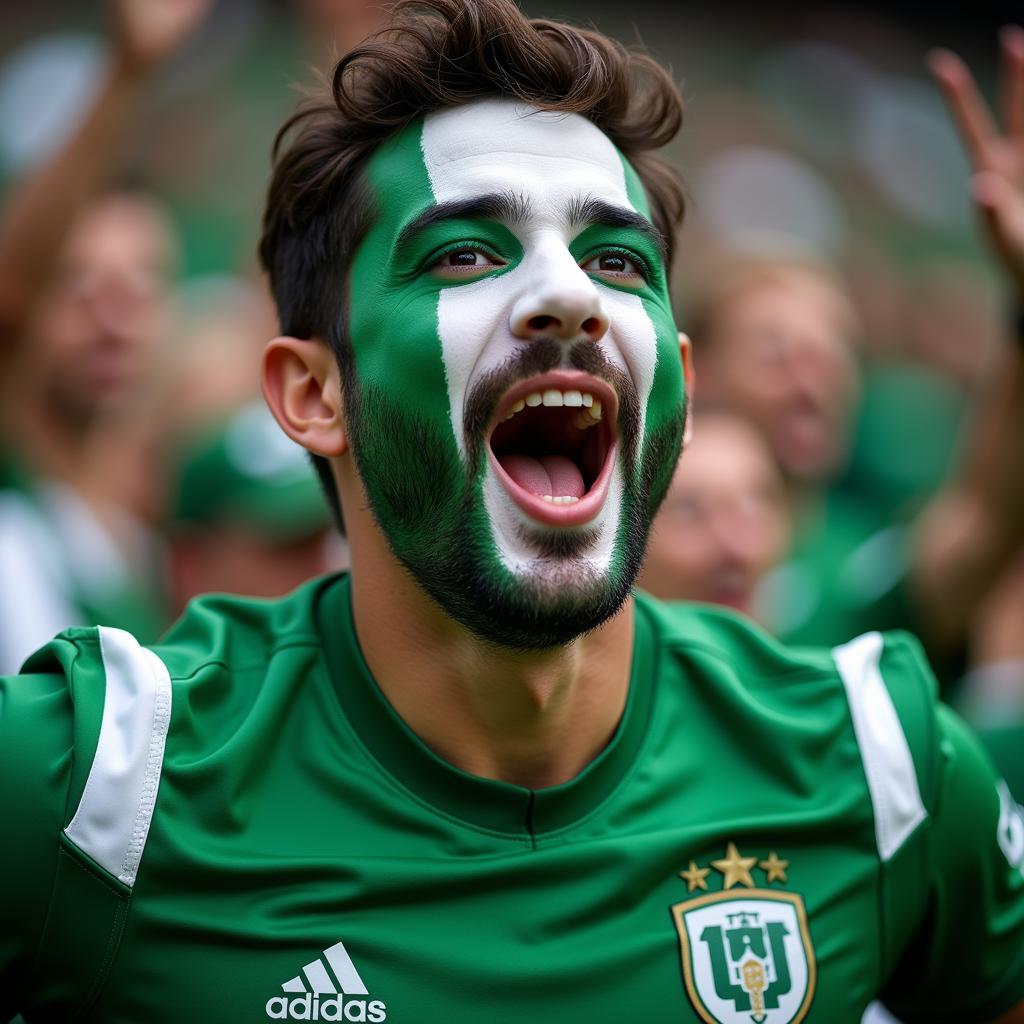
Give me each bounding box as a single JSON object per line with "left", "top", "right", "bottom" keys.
{"left": 929, "top": 27, "right": 1024, "bottom": 296}
{"left": 110, "top": 0, "right": 216, "bottom": 75}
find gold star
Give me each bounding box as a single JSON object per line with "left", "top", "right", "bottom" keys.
{"left": 680, "top": 861, "right": 710, "bottom": 893}
{"left": 711, "top": 842, "right": 757, "bottom": 889}
{"left": 759, "top": 851, "right": 789, "bottom": 884}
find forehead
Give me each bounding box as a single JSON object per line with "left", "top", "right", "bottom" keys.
{"left": 368, "top": 98, "right": 638, "bottom": 221}
{"left": 64, "top": 196, "right": 176, "bottom": 275}
{"left": 673, "top": 420, "right": 780, "bottom": 494}
{"left": 422, "top": 99, "right": 632, "bottom": 211}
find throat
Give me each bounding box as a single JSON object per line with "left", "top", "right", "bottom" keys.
{"left": 351, "top": 559, "right": 635, "bottom": 788}
{"left": 440, "top": 654, "right": 620, "bottom": 788}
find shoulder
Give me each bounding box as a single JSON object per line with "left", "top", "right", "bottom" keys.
{"left": 879, "top": 702, "right": 1024, "bottom": 1019}
{"left": 638, "top": 592, "right": 940, "bottom": 852}
{"left": 931, "top": 704, "right": 1024, "bottom": 872}
{"left": 0, "top": 668, "right": 75, "bottom": 798}
{"left": 7, "top": 576, "right": 336, "bottom": 885}
{"left": 638, "top": 589, "right": 934, "bottom": 703}
{"left": 637, "top": 589, "right": 846, "bottom": 685}
{"left": 16, "top": 574, "right": 334, "bottom": 724}
{"left": 149, "top": 574, "right": 332, "bottom": 680}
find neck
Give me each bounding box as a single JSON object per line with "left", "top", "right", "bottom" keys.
{"left": 347, "top": 517, "right": 635, "bottom": 790}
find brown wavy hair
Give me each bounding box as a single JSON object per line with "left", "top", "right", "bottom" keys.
{"left": 258, "top": 0, "right": 686, "bottom": 526}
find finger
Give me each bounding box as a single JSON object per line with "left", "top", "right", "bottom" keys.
{"left": 972, "top": 170, "right": 1011, "bottom": 208}
{"left": 928, "top": 47, "right": 999, "bottom": 168}
{"left": 1001, "top": 25, "right": 1024, "bottom": 138}
{"left": 971, "top": 172, "right": 1024, "bottom": 288}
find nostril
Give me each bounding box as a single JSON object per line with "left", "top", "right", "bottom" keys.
{"left": 528, "top": 315, "right": 557, "bottom": 332}
{"left": 582, "top": 316, "right": 603, "bottom": 338}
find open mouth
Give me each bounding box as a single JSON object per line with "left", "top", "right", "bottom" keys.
{"left": 487, "top": 371, "right": 618, "bottom": 526}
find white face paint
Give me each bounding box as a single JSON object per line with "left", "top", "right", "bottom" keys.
{"left": 420, "top": 99, "right": 661, "bottom": 575}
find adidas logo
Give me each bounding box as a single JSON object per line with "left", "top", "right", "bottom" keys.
{"left": 265, "top": 941, "right": 387, "bottom": 1021}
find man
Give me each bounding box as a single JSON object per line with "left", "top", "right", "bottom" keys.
{"left": 636, "top": 411, "right": 791, "bottom": 620}
{"left": 0, "top": 0, "right": 214, "bottom": 671}
{"left": 0, "top": 189, "right": 178, "bottom": 671}
{"left": 681, "top": 31, "right": 1024, "bottom": 684}
{"left": 687, "top": 255, "right": 861, "bottom": 487}
{"left": 2, "top": 3, "right": 1022, "bottom": 1023}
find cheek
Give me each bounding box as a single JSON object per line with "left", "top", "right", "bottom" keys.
{"left": 728, "top": 355, "right": 784, "bottom": 409}
{"left": 639, "top": 300, "right": 686, "bottom": 435}
{"left": 657, "top": 527, "right": 713, "bottom": 585}
{"left": 438, "top": 274, "right": 520, "bottom": 457}
{"left": 349, "top": 285, "right": 449, "bottom": 404}
{"left": 600, "top": 291, "right": 657, "bottom": 392}
{"left": 35, "top": 301, "right": 87, "bottom": 355}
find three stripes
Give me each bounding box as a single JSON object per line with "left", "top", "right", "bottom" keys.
{"left": 281, "top": 941, "right": 369, "bottom": 996}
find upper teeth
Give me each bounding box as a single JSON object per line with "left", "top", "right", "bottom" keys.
{"left": 502, "top": 390, "right": 604, "bottom": 423}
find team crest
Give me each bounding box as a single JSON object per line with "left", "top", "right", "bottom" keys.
{"left": 672, "top": 845, "right": 815, "bottom": 1024}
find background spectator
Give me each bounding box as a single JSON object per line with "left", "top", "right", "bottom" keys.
{"left": 0, "top": 0, "right": 214, "bottom": 673}
{"left": 165, "top": 399, "right": 342, "bottom": 614}
{"left": 636, "top": 411, "right": 791, "bottom": 622}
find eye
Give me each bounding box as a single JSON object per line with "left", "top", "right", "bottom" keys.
{"left": 581, "top": 251, "right": 646, "bottom": 284}
{"left": 429, "top": 247, "right": 504, "bottom": 279}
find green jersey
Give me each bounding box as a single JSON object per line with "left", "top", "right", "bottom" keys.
{"left": 2, "top": 574, "right": 1022, "bottom": 1024}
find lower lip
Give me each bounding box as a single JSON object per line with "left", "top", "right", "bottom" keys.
{"left": 487, "top": 443, "right": 618, "bottom": 527}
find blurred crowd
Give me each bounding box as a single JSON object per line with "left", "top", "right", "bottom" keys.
{"left": 0, "top": 0, "right": 1022, "bottom": 799}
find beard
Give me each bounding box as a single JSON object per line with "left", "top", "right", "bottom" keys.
{"left": 344, "top": 340, "right": 685, "bottom": 651}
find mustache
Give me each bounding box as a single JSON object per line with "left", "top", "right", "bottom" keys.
{"left": 463, "top": 339, "right": 640, "bottom": 469}
{"left": 463, "top": 339, "right": 561, "bottom": 445}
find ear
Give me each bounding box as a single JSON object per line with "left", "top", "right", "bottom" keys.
{"left": 679, "top": 331, "right": 695, "bottom": 446}
{"left": 261, "top": 336, "right": 347, "bottom": 457}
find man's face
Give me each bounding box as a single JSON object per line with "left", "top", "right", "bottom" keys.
{"left": 27, "top": 194, "right": 174, "bottom": 423}
{"left": 706, "top": 276, "right": 859, "bottom": 483}
{"left": 637, "top": 415, "right": 790, "bottom": 617}
{"left": 343, "top": 100, "right": 686, "bottom": 648}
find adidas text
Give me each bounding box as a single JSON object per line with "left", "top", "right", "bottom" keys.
{"left": 265, "top": 993, "right": 387, "bottom": 1021}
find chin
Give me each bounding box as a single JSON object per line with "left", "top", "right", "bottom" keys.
{"left": 481, "top": 459, "right": 624, "bottom": 574}
{"left": 348, "top": 372, "right": 684, "bottom": 652}
{"left": 465, "top": 559, "right": 633, "bottom": 652}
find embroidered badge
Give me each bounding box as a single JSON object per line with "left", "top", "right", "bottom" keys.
{"left": 672, "top": 844, "right": 815, "bottom": 1024}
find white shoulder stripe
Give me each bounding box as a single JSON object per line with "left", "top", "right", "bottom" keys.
{"left": 64, "top": 626, "right": 172, "bottom": 886}
{"left": 832, "top": 631, "right": 926, "bottom": 862}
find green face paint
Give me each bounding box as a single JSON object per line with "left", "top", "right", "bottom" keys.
{"left": 343, "top": 99, "right": 685, "bottom": 649}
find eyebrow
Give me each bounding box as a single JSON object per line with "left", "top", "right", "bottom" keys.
{"left": 394, "top": 189, "right": 667, "bottom": 265}
{"left": 395, "top": 191, "right": 532, "bottom": 254}
{"left": 566, "top": 196, "right": 668, "bottom": 264}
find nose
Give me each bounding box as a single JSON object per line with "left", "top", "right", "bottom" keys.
{"left": 509, "top": 248, "right": 609, "bottom": 343}
{"left": 708, "top": 503, "right": 763, "bottom": 569}
{"left": 784, "top": 334, "right": 850, "bottom": 409}
{"left": 84, "top": 271, "right": 156, "bottom": 343}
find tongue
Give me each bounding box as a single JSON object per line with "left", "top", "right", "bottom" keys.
{"left": 499, "top": 454, "right": 585, "bottom": 498}
{"left": 542, "top": 455, "right": 586, "bottom": 498}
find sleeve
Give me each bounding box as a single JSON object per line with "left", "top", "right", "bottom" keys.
{"left": 882, "top": 703, "right": 1024, "bottom": 1023}
{"left": 0, "top": 670, "right": 74, "bottom": 1022}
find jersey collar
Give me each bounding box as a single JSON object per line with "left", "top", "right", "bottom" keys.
{"left": 317, "top": 573, "right": 658, "bottom": 839}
